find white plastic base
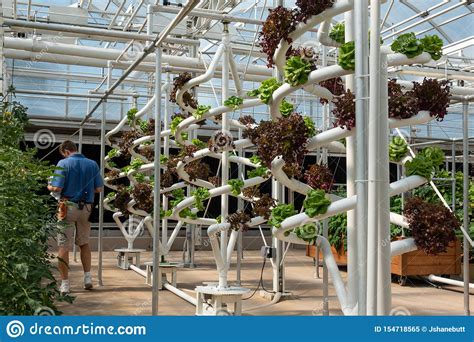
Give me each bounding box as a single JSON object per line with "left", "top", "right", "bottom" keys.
{"left": 195, "top": 285, "right": 250, "bottom": 316}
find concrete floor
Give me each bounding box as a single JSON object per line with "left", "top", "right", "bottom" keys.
{"left": 57, "top": 249, "right": 473, "bottom": 316}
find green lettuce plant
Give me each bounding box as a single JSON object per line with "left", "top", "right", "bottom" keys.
{"left": 126, "top": 108, "right": 138, "bottom": 125}
{"left": 247, "top": 166, "right": 268, "bottom": 179}
{"left": 193, "top": 105, "right": 211, "bottom": 119}
{"left": 303, "top": 116, "right": 316, "bottom": 137}
{"left": 258, "top": 78, "right": 282, "bottom": 104}
{"left": 389, "top": 137, "right": 408, "bottom": 162}
{"left": 228, "top": 179, "right": 245, "bottom": 196}
{"left": 391, "top": 32, "right": 423, "bottom": 58}
{"left": 295, "top": 223, "right": 319, "bottom": 244}
{"left": 329, "top": 22, "right": 345, "bottom": 44}
{"left": 405, "top": 155, "right": 433, "bottom": 180}
{"left": 224, "top": 96, "right": 244, "bottom": 110}
{"left": 279, "top": 99, "right": 294, "bottom": 117}
{"left": 418, "top": 147, "right": 444, "bottom": 170}
{"left": 191, "top": 138, "right": 206, "bottom": 149}
{"left": 284, "top": 56, "right": 312, "bottom": 87}
{"left": 303, "top": 189, "right": 331, "bottom": 218}
{"left": 107, "top": 148, "right": 119, "bottom": 159}
{"left": 338, "top": 41, "right": 355, "bottom": 70}
{"left": 420, "top": 34, "right": 443, "bottom": 61}
{"left": 192, "top": 187, "right": 210, "bottom": 211}
{"left": 247, "top": 89, "right": 260, "bottom": 97}
{"left": 269, "top": 204, "right": 297, "bottom": 228}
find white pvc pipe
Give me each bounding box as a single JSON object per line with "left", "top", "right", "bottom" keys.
{"left": 390, "top": 238, "right": 417, "bottom": 257}
{"left": 428, "top": 275, "right": 474, "bottom": 290}
{"left": 317, "top": 21, "right": 341, "bottom": 47}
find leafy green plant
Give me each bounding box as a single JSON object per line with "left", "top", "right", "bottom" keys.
{"left": 107, "top": 148, "right": 119, "bottom": 159}
{"left": 269, "top": 204, "right": 297, "bottom": 228}
{"left": 224, "top": 96, "right": 244, "bottom": 110}
{"left": 405, "top": 155, "right": 433, "bottom": 180}
{"left": 247, "top": 166, "right": 268, "bottom": 179}
{"left": 249, "top": 155, "right": 262, "bottom": 165}
{"left": 295, "top": 224, "right": 319, "bottom": 244}
{"left": 303, "top": 116, "right": 316, "bottom": 137}
{"left": 247, "top": 89, "right": 260, "bottom": 98}
{"left": 193, "top": 105, "right": 211, "bottom": 119}
{"left": 126, "top": 108, "right": 138, "bottom": 125}
{"left": 192, "top": 187, "right": 210, "bottom": 211}
{"left": 284, "top": 56, "right": 312, "bottom": 87}
{"left": 134, "top": 172, "right": 146, "bottom": 183}
{"left": 258, "top": 78, "right": 282, "bottom": 104}
{"left": 106, "top": 192, "right": 116, "bottom": 199}
{"left": 338, "top": 41, "right": 355, "bottom": 70}
{"left": 130, "top": 157, "right": 145, "bottom": 170}
{"left": 191, "top": 138, "right": 206, "bottom": 149}
{"left": 170, "top": 116, "right": 184, "bottom": 135}
{"left": 418, "top": 147, "right": 444, "bottom": 170}
{"left": 279, "top": 99, "right": 294, "bottom": 117}
{"left": 420, "top": 34, "right": 443, "bottom": 61}
{"left": 303, "top": 189, "right": 331, "bottom": 217}
{"left": 328, "top": 213, "right": 348, "bottom": 252}
{"left": 228, "top": 179, "right": 245, "bottom": 196}
{"left": 160, "top": 154, "right": 169, "bottom": 164}
{"left": 391, "top": 32, "right": 423, "bottom": 58}
{"left": 329, "top": 22, "right": 345, "bottom": 44}
{"left": 389, "top": 137, "right": 408, "bottom": 162}
{"left": 0, "top": 95, "right": 73, "bottom": 314}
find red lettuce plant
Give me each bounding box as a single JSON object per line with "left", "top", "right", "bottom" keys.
{"left": 388, "top": 79, "right": 419, "bottom": 119}
{"left": 132, "top": 183, "right": 153, "bottom": 213}
{"left": 404, "top": 197, "right": 458, "bottom": 255}
{"left": 304, "top": 164, "right": 333, "bottom": 192}
{"left": 243, "top": 113, "right": 311, "bottom": 172}
{"left": 258, "top": 6, "right": 298, "bottom": 67}
{"left": 319, "top": 77, "right": 345, "bottom": 104}
{"left": 295, "top": 0, "right": 335, "bottom": 23}
{"left": 412, "top": 78, "right": 450, "bottom": 121}
{"left": 170, "top": 72, "right": 198, "bottom": 110}
{"left": 332, "top": 90, "right": 356, "bottom": 129}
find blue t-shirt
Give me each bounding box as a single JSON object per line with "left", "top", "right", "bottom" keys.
{"left": 51, "top": 153, "right": 104, "bottom": 203}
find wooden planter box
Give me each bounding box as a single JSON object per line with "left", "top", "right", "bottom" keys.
{"left": 307, "top": 239, "right": 461, "bottom": 277}
{"left": 391, "top": 239, "right": 461, "bottom": 277}
{"left": 306, "top": 244, "right": 347, "bottom": 265}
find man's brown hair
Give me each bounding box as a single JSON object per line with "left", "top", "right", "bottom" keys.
{"left": 59, "top": 140, "right": 78, "bottom": 155}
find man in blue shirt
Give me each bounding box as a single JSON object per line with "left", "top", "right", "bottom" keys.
{"left": 48, "top": 140, "right": 103, "bottom": 295}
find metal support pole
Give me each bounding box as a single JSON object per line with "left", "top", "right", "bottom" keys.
{"left": 97, "top": 63, "right": 110, "bottom": 287}
{"left": 462, "top": 100, "right": 471, "bottom": 316}
{"left": 377, "top": 53, "right": 391, "bottom": 315}
{"left": 151, "top": 47, "right": 162, "bottom": 316}
{"left": 452, "top": 141, "right": 456, "bottom": 211}
{"left": 367, "top": 0, "right": 381, "bottom": 315}
{"left": 344, "top": 9, "right": 357, "bottom": 314}
{"left": 219, "top": 22, "right": 230, "bottom": 288}
{"left": 354, "top": 0, "right": 369, "bottom": 316}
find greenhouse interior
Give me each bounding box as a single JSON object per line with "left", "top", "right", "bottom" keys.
{"left": 1, "top": 0, "right": 474, "bottom": 317}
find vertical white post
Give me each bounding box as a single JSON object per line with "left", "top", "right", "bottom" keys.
{"left": 377, "top": 53, "right": 391, "bottom": 315}
{"left": 0, "top": 0, "right": 4, "bottom": 95}
{"left": 344, "top": 10, "right": 358, "bottom": 313}
{"left": 354, "top": 0, "right": 369, "bottom": 316}
{"left": 161, "top": 73, "right": 170, "bottom": 254}
{"left": 219, "top": 22, "right": 230, "bottom": 288}
{"left": 462, "top": 100, "right": 470, "bottom": 316}
{"left": 151, "top": 47, "right": 162, "bottom": 315}
{"left": 367, "top": 0, "right": 381, "bottom": 315}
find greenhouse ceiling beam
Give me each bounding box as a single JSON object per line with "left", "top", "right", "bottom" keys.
{"left": 80, "top": 0, "right": 201, "bottom": 126}
{"left": 14, "top": 89, "right": 129, "bottom": 100}
{"left": 382, "top": 1, "right": 466, "bottom": 40}
{"left": 415, "top": 11, "right": 473, "bottom": 40}
{"left": 380, "top": 0, "right": 450, "bottom": 34}
{"left": 3, "top": 19, "right": 200, "bottom": 46}
{"left": 400, "top": 0, "right": 452, "bottom": 43}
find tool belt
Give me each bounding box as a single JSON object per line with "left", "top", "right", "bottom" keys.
{"left": 57, "top": 198, "right": 68, "bottom": 221}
